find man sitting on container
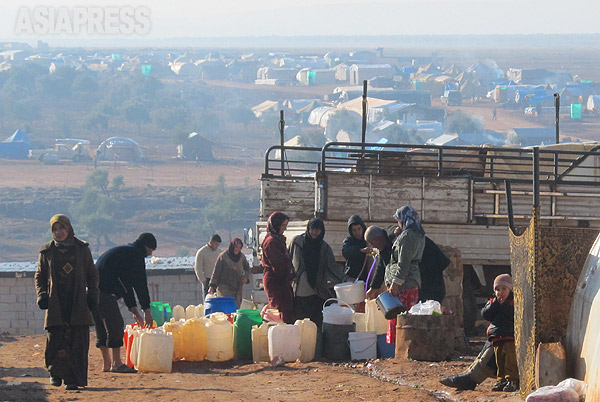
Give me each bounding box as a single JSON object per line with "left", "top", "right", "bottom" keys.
{"left": 92, "top": 233, "right": 157, "bottom": 373}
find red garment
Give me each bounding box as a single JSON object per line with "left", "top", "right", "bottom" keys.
{"left": 386, "top": 286, "right": 419, "bottom": 344}
{"left": 261, "top": 233, "right": 296, "bottom": 324}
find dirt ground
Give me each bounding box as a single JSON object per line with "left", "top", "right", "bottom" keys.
{"left": 0, "top": 158, "right": 265, "bottom": 190}
{"left": 0, "top": 333, "right": 523, "bottom": 402}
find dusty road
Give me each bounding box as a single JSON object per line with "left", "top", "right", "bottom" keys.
{"left": 0, "top": 333, "right": 523, "bottom": 402}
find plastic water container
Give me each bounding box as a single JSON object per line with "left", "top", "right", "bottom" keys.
{"left": 377, "top": 333, "right": 395, "bottom": 358}
{"left": 182, "top": 318, "right": 207, "bottom": 361}
{"left": 353, "top": 312, "right": 367, "bottom": 332}
{"left": 172, "top": 305, "right": 185, "bottom": 321}
{"left": 185, "top": 305, "right": 197, "bottom": 319}
{"left": 204, "top": 296, "right": 238, "bottom": 316}
{"left": 268, "top": 324, "right": 301, "bottom": 363}
{"left": 150, "top": 301, "right": 166, "bottom": 326}
{"left": 163, "top": 320, "right": 184, "bottom": 362}
{"left": 130, "top": 329, "right": 141, "bottom": 368}
{"left": 205, "top": 312, "right": 234, "bottom": 362}
{"left": 136, "top": 329, "right": 174, "bottom": 373}
{"left": 150, "top": 302, "right": 172, "bottom": 326}
{"left": 251, "top": 322, "right": 280, "bottom": 362}
{"left": 124, "top": 324, "right": 140, "bottom": 367}
{"left": 322, "top": 298, "right": 354, "bottom": 325}
{"left": 294, "top": 318, "right": 317, "bottom": 362}
{"left": 234, "top": 309, "right": 262, "bottom": 360}
{"left": 348, "top": 331, "right": 377, "bottom": 360}
{"left": 334, "top": 281, "right": 366, "bottom": 305}
{"left": 365, "top": 299, "right": 388, "bottom": 335}
{"left": 195, "top": 304, "right": 204, "bottom": 317}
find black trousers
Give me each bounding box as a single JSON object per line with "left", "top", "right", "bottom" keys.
{"left": 294, "top": 295, "right": 326, "bottom": 327}
{"left": 92, "top": 293, "right": 125, "bottom": 348}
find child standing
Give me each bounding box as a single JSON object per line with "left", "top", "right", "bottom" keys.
{"left": 481, "top": 274, "right": 519, "bottom": 392}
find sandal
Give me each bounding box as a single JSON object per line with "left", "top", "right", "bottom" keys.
{"left": 111, "top": 364, "right": 137, "bottom": 373}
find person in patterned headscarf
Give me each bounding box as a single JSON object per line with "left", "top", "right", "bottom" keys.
{"left": 384, "top": 205, "right": 426, "bottom": 344}
{"left": 261, "top": 212, "right": 296, "bottom": 324}
{"left": 35, "top": 214, "right": 99, "bottom": 391}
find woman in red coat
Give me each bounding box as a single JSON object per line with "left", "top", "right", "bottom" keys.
{"left": 261, "top": 212, "right": 296, "bottom": 323}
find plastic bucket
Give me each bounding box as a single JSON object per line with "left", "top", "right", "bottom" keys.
{"left": 377, "top": 333, "right": 395, "bottom": 358}
{"left": 322, "top": 322, "right": 355, "bottom": 361}
{"left": 204, "top": 296, "right": 238, "bottom": 316}
{"left": 334, "top": 281, "right": 366, "bottom": 305}
{"left": 348, "top": 331, "right": 377, "bottom": 360}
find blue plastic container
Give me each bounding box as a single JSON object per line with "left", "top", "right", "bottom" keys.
{"left": 377, "top": 333, "right": 395, "bottom": 358}
{"left": 204, "top": 296, "right": 238, "bottom": 316}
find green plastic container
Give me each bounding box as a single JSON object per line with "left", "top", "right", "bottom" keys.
{"left": 233, "top": 309, "right": 262, "bottom": 360}
{"left": 150, "top": 301, "right": 171, "bottom": 326}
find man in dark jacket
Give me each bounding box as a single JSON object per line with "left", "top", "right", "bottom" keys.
{"left": 364, "top": 225, "right": 392, "bottom": 300}
{"left": 92, "top": 232, "right": 157, "bottom": 373}
{"left": 342, "top": 215, "right": 372, "bottom": 281}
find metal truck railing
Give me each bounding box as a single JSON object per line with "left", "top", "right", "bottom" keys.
{"left": 264, "top": 142, "right": 600, "bottom": 186}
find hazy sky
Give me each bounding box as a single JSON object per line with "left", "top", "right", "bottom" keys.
{"left": 1, "top": 0, "right": 599, "bottom": 43}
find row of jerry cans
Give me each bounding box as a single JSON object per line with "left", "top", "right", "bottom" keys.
{"left": 163, "top": 312, "right": 234, "bottom": 363}
{"left": 171, "top": 304, "right": 204, "bottom": 321}
{"left": 252, "top": 318, "right": 317, "bottom": 363}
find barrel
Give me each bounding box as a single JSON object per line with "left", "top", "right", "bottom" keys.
{"left": 204, "top": 296, "right": 238, "bottom": 316}
{"left": 395, "top": 315, "right": 461, "bottom": 361}
{"left": 322, "top": 322, "right": 355, "bottom": 361}
{"left": 233, "top": 309, "right": 262, "bottom": 360}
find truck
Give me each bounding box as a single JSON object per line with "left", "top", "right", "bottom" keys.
{"left": 440, "top": 90, "right": 462, "bottom": 106}
{"left": 250, "top": 141, "right": 600, "bottom": 333}
{"left": 28, "top": 139, "right": 91, "bottom": 163}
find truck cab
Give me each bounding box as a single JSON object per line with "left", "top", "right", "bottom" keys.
{"left": 441, "top": 90, "right": 462, "bottom": 106}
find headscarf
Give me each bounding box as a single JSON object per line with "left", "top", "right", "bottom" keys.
{"left": 50, "top": 214, "right": 76, "bottom": 250}
{"left": 302, "top": 218, "right": 325, "bottom": 288}
{"left": 267, "top": 211, "right": 289, "bottom": 237}
{"left": 227, "top": 238, "right": 243, "bottom": 263}
{"left": 393, "top": 205, "right": 425, "bottom": 235}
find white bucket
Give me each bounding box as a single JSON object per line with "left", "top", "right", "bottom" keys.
{"left": 348, "top": 331, "right": 377, "bottom": 361}
{"left": 334, "top": 281, "right": 366, "bottom": 305}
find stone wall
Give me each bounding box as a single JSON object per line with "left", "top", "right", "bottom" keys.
{"left": 0, "top": 269, "right": 203, "bottom": 336}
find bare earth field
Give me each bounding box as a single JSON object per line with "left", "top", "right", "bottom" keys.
{"left": 0, "top": 333, "right": 522, "bottom": 402}
{"left": 0, "top": 159, "right": 265, "bottom": 190}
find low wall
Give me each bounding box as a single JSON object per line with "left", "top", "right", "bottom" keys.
{"left": 0, "top": 266, "right": 203, "bottom": 336}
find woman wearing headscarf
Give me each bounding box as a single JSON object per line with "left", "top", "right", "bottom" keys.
{"left": 261, "top": 211, "right": 296, "bottom": 323}
{"left": 385, "top": 205, "right": 426, "bottom": 343}
{"left": 208, "top": 238, "right": 250, "bottom": 307}
{"left": 289, "top": 218, "right": 345, "bottom": 327}
{"left": 35, "top": 214, "right": 99, "bottom": 391}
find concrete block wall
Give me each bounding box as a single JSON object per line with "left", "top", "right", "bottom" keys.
{"left": 0, "top": 269, "right": 204, "bottom": 335}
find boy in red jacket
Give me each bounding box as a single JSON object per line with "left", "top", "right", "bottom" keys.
{"left": 481, "top": 274, "right": 519, "bottom": 392}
